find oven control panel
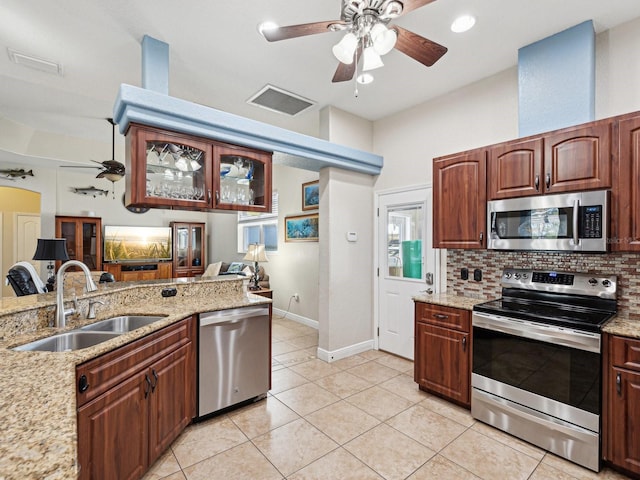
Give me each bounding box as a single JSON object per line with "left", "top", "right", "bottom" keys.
{"left": 502, "top": 268, "right": 617, "bottom": 299}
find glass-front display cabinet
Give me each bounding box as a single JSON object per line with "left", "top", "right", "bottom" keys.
{"left": 213, "top": 145, "right": 272, "bottom": 212}
{"left": 126, "top": 125, "right": 213, "bottom": 209}
{"left": 171, "top": 222, "right": 205, "bottom": 277}
{"left": 125, "top": 124, "right": 272, "bottom": 213}
{"left": 55, "top": 215, "right": 102, "bottom": 271}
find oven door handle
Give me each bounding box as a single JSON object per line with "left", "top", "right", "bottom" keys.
{"left": 472, "top": 312, "right": 600, "bottom": 353}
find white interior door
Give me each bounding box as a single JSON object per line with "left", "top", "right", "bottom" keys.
{"left": 16, "top": 213, "right": 41, "bottom": 267}
{"left": 377, "top": 188, "right": 436, "bottom": 360}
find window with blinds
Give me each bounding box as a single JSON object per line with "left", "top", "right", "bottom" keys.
{"left": 237, "top": 191, "right": 278, "bottom": 253}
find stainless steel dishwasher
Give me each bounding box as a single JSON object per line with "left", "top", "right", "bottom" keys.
{"left": 197, "top": 305, "right": 271, "bottom": 418}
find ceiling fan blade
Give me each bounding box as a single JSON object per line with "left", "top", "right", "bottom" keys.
{"left": 394, "top": 26, "right": 447, "bottom": 67}
{"left": 262, "top": 20, "right": 346, "bottom": 42}
{"left": 332, "top": 61, "right": 356, "bottom": 83}
{"left": 397, "top": 0, "right": 438, "bottom": 16}
{"left": 60, "top": 165, "right": 103, "bottom": 170}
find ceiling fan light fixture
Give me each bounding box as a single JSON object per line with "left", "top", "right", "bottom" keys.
{"left": 362, "top": 45, "right": 384, "bottom": 71}
{"left": 381, "top": 1, "right": 403, "bottom": 19}
{"left": 101, "top": 172, "right": 124, "bottom": 183}
{"left": 451, "top": 14, "right": 476, "bottom": 33}
{"left": 371, "top": 23, "right": 397, "bottom": 55}
{"left": 357, "top": 72, "right": 374, "bottom": 84}
{"left": 332, "top": 32, "right": 358, "bottom": 64}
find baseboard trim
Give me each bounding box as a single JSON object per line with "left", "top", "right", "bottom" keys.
{"left": 317, "top": 339, "right": 375, "bottom": 363}
{"left": 272, "top": 308, "right": 318, "bottom": 330}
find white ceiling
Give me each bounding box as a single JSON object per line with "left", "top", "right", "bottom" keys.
{"left": 1, "top": 0, "right": 640, "bottom": 148}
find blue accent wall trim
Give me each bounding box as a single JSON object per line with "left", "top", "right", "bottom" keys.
{"left": 518, "top": 20, "right": 595, "bottom": 136}
{"left": 113, "top": 84, "right": 383, "bottom": 175}
{"left": 141, "top": 35, "right": 169, "bottom": 95}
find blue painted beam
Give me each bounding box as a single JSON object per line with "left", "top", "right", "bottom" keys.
{"left": 113, "top": 84, "right": 383, "bottom": 175}
{"left": 141, "top": 36, "right": 169, "bottom": 95}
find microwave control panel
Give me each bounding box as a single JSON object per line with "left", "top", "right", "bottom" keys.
{"left": 580, "top": 205, "right": 602, "bottom": 238}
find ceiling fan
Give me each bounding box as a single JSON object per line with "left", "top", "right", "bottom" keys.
{"left": 61, "top": 118, "right": 125, "bottom": 191}
{"left": 260, "top": 0, "right": 447, "bottom": 83}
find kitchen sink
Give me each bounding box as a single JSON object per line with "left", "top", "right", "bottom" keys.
{"left": 80, "top": 315, "right": 167, "bottom": 333}
{"left": 13, "top": 331, "right": 122, "bottom": 352}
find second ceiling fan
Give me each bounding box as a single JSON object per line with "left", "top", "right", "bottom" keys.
{"left": 261, "top": 0, "right": 447, "bottom": 83}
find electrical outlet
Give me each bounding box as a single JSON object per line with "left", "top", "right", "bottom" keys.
{"left": 293, "top": 293, "right": 300, "bottom": 302}
{"left": 473, "top": 269, "right": 482, "bottom": 282}
{"left": 461, "top": 268, "right": 469, "bottom": 280}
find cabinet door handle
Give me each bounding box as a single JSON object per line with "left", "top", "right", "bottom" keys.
{"left": 433, "top": 314, "right": 449, "bottom": 320}
{"left": 78, "top": 374, "right": 90, "bottom": 393}
{"left": 534, "top": 175, "right": 540, "bottom": 191}
{"left": 214, "top": 190, "right": 219, "bottom": 203}
{"left": 545, "top": 173, "right": 551, "bottom": 189}
{"left": 479, "top": 231, "right": 484, "bottom": 243}
{"left": 462, "top": 336, "right": 467, "bottom": 352}
{"left": 616, "top": 372, "right": 622, "bottom": 396}
{"left": 150, "top": 369, "right": 159, "bottom": 392}
{"left": 144, "top": 374, "right": 152, "bottom": 399}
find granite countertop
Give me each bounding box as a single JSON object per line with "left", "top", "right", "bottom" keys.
{"left": 0, "top": 276, "right": 270, "bottom": 480}
{"left": 603, "top": 312, "right": 640, "bottom": 339}
{"left": 413, "top": 292, "right": 491, "bottom": 311}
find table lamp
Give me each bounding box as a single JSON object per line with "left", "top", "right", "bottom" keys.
{"left": 243, "top": 243, "right": 268, "bottom": 290}
{"left": 33, "top": 238, "right": 70, "bottom": 291}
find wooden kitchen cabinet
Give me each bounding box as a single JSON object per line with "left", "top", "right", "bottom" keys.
{"left": 171, "top": 222, "right": 205, "bottom": 277}
{"left": 55, "top": 215, "right": 102, "bottom": 271}
{"left": 488, "top": 138, "right": 544, "bottom": 199}
{"left": 76, "top": 316, "right": 196, "bottom": 480}
{"left": 125, "top": 123, "right": 272, "bottom": 213}
{"left": 488, "top": 121, "right": 611, "bottom": 200}
{"left": 433, "top": 148, "right": 487, "bottom": 249}
{"left": 213, "top": 144, "right": 272, "bottom": 212}
{"left": 125, "top": 124, "right": 213, "bottom": 210}
{"left": 603, "top": 333, "right": 640, "bottom": 477}
{"left": 543, "top": 121, "right": 612, "bottom": 194}
{"left": 611, "top": 113, "right": 640, "bottom": 252}
{"left": 414, "top": 302, "right": 471, "bottom": 408}
{"left": 103, "top": 262, "right": 173, "bottom": 282}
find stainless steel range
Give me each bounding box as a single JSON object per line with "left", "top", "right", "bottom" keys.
{"left": 471, "top": 269, "right": 617, "bottom": 472}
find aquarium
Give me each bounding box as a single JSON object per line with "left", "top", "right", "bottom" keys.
{"left": 103, "top": 226, "right": 172, "bottom": 262}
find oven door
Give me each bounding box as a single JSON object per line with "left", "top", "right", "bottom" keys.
{"left": 471, "top": 311, "right": 602, "bottom": 471}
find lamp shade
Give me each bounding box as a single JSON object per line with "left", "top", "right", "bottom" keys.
{"left": 33, "top": 238, "right": 70, "bottom": 261}
{"left": 332, "top": 32, "right": 358, "bottom": 64}
{"left": 362, "top": 46, "right": 384, "bottom": 71}
{"left": 243, "top": 244, "right": 269, "bottom": 263}
{"left": 371, "top": 23, "right": 397, "bottom": 56}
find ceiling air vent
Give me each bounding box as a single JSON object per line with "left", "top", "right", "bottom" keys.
{"left": 7, "top": 48, "right": 63, "bottom": 76}
{"left": 247, "top": 85, "right": 315, "bottom": 116}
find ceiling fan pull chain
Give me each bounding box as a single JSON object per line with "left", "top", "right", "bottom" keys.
{"left": 354, "top": 38, "right": 360, "bottom": 98}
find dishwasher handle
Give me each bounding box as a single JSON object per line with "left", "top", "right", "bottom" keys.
{"left": 199, "top": 307, "right": 269, "bottom": 327}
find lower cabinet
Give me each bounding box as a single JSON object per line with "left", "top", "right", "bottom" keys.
{"left": 414, "top": 302, "right": 471, "bottom": 408}
{"left": 603, "top": 333, "right": 640, "bottom": 477}
{"left": 103, "top": 262, "right": 173, "bottom": 282}
{"left": 76, "top": 317, "right": 196, "bottom": 480}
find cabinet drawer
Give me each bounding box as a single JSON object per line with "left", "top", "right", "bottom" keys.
{"left": 76, "top": 316, "right": 195, "bottom": 406}
{"left": 415, "top": 303, "right": 470, "bottom": 332}
{"left": 610, "top": 335, "right": 640, "bottom": 371}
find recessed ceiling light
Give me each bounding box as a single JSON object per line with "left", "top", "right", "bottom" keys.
{"left": 451, "top": 15, "right": 476, "bottom": 33}
{"left": 258, "top": 21, "right": 279, "bottom": 36}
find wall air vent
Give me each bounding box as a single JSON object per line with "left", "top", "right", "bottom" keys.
{"left": 7, "top": 48, "right": 63, "bottom": 76}
{"left": 247, "top": 85, "right": 315, "bottom": 116}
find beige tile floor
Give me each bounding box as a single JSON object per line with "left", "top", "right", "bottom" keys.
{"left": 143, "top": 317, "right": 631, "bottom": 480}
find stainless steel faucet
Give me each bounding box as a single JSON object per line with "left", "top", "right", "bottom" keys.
{"left": 56, "top": 260, "right": 98, "bottom": 328}
{"left": 87, "top": 299, "right": 105, "bottom": 319}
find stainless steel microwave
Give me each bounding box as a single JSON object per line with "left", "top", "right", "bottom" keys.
{"left": 487, "top": 190, "right": 609, "bottom": 252}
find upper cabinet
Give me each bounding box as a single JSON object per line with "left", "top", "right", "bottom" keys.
{"left": 611, "top": 112, "right": 640, "bottom": 252}
{"left": 433, "top": 148, "right": 487, "bottom": 249}
{"left": 213, "top": 144, "right": 272, "bottom": 212}
{"left": 488, "top": 121, "right": 612, "bottom": 200}
{"left": 125, "top": 124, "right": 272, "bottom": 212}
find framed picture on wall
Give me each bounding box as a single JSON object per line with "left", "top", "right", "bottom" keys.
{"left": 302, "top": 180, "right": 319, "bottom": 210}
{"left": 285, "top": 213, "right": 319, "bottom": 242}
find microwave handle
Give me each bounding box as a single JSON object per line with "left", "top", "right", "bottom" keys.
{"left": 572, "top": 199, "right": 580, "bottom": 245}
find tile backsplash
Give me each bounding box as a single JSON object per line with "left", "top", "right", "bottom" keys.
{"left": 446, "top": 250, "right": 640, "bottom": 316}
